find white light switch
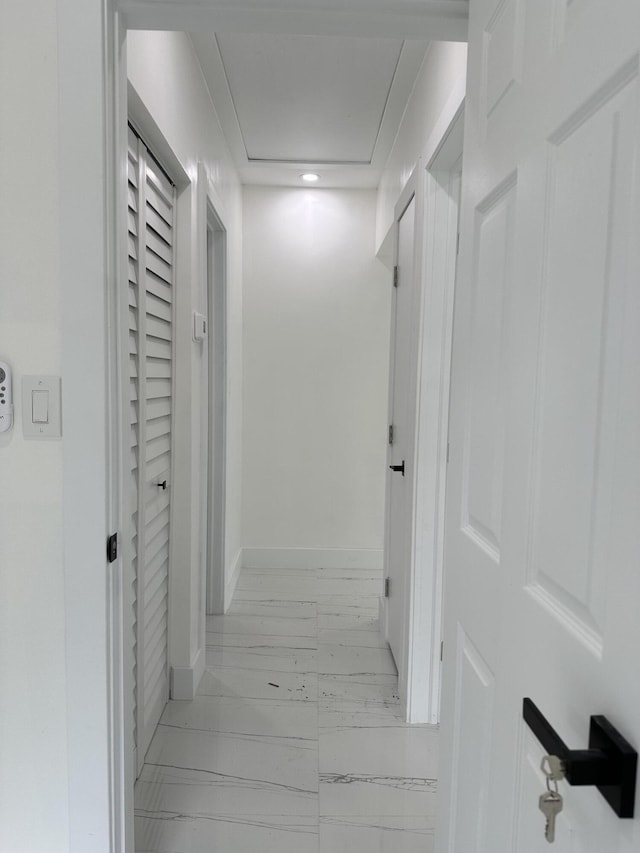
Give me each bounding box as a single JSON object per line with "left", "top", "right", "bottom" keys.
{"left": 193, "top": 312, "right": 208, "bottom": 342}
{"left": 32, "top": 390, "right": 49, "bottom": 423}
{"left": 22, "top": 376, "right": 62, "bottom": 438}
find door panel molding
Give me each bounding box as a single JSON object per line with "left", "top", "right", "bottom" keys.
{"left": 438, "top": 2, "right": 640, "bottom": 851}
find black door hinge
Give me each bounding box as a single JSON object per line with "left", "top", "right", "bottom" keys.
{"left": 393, "top": 265, "right": 399, "bottom": 288}
{"left": 384, "top": 577, "right": 390, "bottom": 597}
{"left": 388, "top": 424, "right": 394, "bottom": 445}
{"left": 107, "top": 532, "right": 118, "bottom": 563}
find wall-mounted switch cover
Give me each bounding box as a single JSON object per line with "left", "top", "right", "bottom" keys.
{"left": 193, "top": 312, "right": 208, "bottom": 342}
{"left": 22, "top": 376, "right": 62, "bottom": 439}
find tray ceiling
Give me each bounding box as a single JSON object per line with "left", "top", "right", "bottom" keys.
{"left": 216, "top": 33, "right": 403, "bottom": 164}
{"left": 191, "top": 31, "right": 430, "bottom": 187}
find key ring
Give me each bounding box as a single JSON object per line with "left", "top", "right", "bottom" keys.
{"left": 546, "top": 774, "right": 560, "bottom": 796}
{"left": 541, "top": 754, "right": 565, "bottom": 796}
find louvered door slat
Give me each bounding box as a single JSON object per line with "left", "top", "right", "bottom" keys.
{"left": 127, "top": 128, "right": 141, "bottom": 766}
{"left": 146, "top": 292, "right": 172, "bottom": 322}
{"left": 146, "top": 220, "right": 173, "bottom": 264}
{"left": 143, "top": 566, "right": 168, "bottom": 618}
{"left": 144, "top": 415, "right": 171, "bottom": 442}
{"left": 146, "top": 174, "right": 173, "bottom": 218}
{"left": 145, "top": 249, "right": 172, "bottom": 284}
{"left": 146, "top": 458, "right": 171, "bottom": 486}
{"left": 145, "top": 273, "right": 171, "bottom": 304}
{"left": 146, "top": 206, "right": 172, "bottom": 244}
{"left": 146, "top": 378, "right": 172, "bottom": 399}
{"left": 145, "top": 338, "right": 171, "bottom": 360}
{"left": 126, "top": 127, "right": 175, "bottom": 778}
{"left": 146, "top": 359, "right": 171, "bottom": 379}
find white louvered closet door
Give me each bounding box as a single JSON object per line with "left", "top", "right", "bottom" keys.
{"left": 127, "top": 127, "right": 175, "bottom": 775}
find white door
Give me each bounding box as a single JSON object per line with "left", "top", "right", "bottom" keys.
{"left": 386, "top": 185, "right": 417, "bottom": 683}
{"left": 127, "top": 127, "right": 175, "bottom": 774}
{"left": 439, "top": 2, "right": 640, "bottom": 851}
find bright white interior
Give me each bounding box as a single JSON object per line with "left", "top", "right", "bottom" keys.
{"left": 0, "top": 5, "right": 467, "bottom": 850}
{"left": 128, "top": 28, "right": 244, "bottom": 688}
{"left": 190, "top": 31, "right": 433, "bottom": 187}
{"left": 0, "top": 6, "right": 69, "bottom": 851}
{"left": 215, "top": 33, "right": 405, "bottom": 162}
{"left": 242, "top": 186, "right": 391, "bottom": 567}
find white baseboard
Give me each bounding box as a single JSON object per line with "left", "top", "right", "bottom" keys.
{"left": 242, "top": 547, "right": 384, "bottom": 570}
{"left": 378, "top": 594, "right": 388, "bottom": 641}
{"left": 171, "top": 646, "right": 205, "bottom": 701}
{"left": 224, "top": 548, "right": 242, "bottom": 611}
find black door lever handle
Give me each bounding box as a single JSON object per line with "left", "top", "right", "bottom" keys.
{"left": 522, "top": 698, "right": 637, "bottom": 817}
{"left": 389, "top": 461, "right": 405, "bottom": 476}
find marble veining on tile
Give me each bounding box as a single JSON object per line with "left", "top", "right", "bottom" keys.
{"left": 320, "top": 815, "right": 436, "bottom": 853}
{"left": 135, "top": 565, "right": 438, "bottom": 852}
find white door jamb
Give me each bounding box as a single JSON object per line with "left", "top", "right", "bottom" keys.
{"left": 385, "top": 88, "right": 465, "bottom": 725}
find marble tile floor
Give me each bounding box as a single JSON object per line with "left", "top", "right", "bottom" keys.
{"left": 135, "top": 566, "right": 439, "bottom": 852}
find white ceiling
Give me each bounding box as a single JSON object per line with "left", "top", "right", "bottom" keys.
{"left": 216, "top": 33, "right": 404, "bottom": 164}
{"left": 191, "top": 31, "right": 431, "bottom": 188}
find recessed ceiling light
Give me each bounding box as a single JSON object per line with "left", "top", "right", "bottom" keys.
{"left": 301, "top": 173, "right": 320, "bottom": 182}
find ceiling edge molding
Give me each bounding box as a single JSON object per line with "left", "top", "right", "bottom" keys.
{"left": 370, "top": 40, "right": 430, "bottom": 170}
{"left": 120, "top": 1, "right": 469, "bottom": 42}
{"left": 190, "top": 31, "right": 249, "bottom": 169}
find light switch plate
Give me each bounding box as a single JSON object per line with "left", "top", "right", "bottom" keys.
{"left": 22, "top": 376, "right": 62, "bottom": 439}
{"left": 193, "top": 311, "right": 208, "bottom": 342}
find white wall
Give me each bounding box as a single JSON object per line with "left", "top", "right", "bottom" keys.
{"left": 0, "top": 5, "right": 70, "bottom": 852}
{"left": 242, "top": 187, "right": 391, "bottom": 569}
{"left": 376, "top": 40, "right": 467, "bottom": 252}
{"left": 127, "top": 31, "right": 243, "bottom": 681}
{"left": 0, "top": 0, "right": 69, "bottom": 853}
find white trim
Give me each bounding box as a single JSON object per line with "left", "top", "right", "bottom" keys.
{"left": 422, "top": 73, "right": 466, "bottom": 169}
{"left": 378, "top": 595, "right": 388, "bottom": 640}
{"left": 189, "top": 32, "right": 430, "bottom": 185}
{"left": 383, "top": 164, "right": 426, "bottom": 722}
{"left": 200, "top": 174, "right": 229, "bottom": 616}
{"left": 59, "top": 1, "right": 121, "bottom": 850}
{"left": 383, "top": 101, "right": 465, "bottom": 725}
{"left": 115, "top": 19, "right": 136, "bottom": 848}
{"left": 81, "top": 4, "right": 470, "bottom": 852}
{"left": 120, "top": 0, "right": 469, "bottom": 41}
{"left": 242, "top": 548, "right": 384, "bottom": 571}
{"left": 406, "top": 163, "right": 461, "bottom": 724}
{"left": 171, "top": 646, "right": 205, "bottom": 700}
{"left": 224, "top": 548, "right": 243, "bottom": 610}
{"left": 128, "top": 83, "right": 190, "bottom": 189}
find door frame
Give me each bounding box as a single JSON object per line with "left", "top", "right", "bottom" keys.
{"left": 200, "top": 184, "right": 228, "bottom": 616}
{"left": 382, "top": 164, "right": 424, "bottom": 717}
{"left": 382, "top": 87, "right": 465, "bottom": 724}
{"left": 59, "top": 3, "right": 467, "bottom": 851}
{"left": 411, "top": 109, "right": 464, "bottom": 724}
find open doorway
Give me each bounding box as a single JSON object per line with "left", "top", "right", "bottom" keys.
{"left": 102, "top": 14, "right": 466, "bottom": 853}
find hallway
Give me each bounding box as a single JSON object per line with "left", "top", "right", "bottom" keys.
{"left": 134, "top": 566, "right": 439, "bottom": 852}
